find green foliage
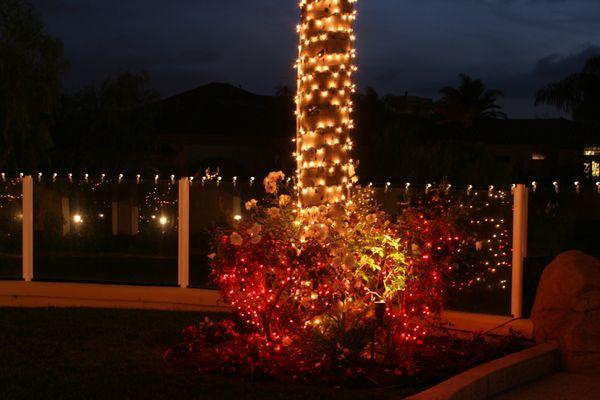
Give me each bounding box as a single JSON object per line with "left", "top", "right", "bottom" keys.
{"left": 0, "top": 0, "right": 68, "bottom": 171}
{"left": 55, "top": 72, "right": 160, "bottom": 171}
{"left": 437, "top": 74, "right": 506, "bottom": 128}
{"left": 535, "top": 55, "right": 600, "bottom": 123}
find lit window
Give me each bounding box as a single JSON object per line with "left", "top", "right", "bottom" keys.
{"left": 593, "top": 161, "right": 600, "bottom": 178}
{"left": 531, "top": 153, "right": 546, "bottom": 160}
{"left": 584, "top": 147, "right": 600, "bottom": 156}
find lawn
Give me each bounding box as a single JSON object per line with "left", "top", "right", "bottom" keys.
{"left": 0, "top": 308, "right": 423, "bottom": 400}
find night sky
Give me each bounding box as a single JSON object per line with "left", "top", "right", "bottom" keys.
{"left": 33, "top": 0, "right": 600, "bottom": 118}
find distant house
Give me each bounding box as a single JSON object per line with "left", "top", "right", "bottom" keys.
{"left": 472, "top": 118, "right": 599, "bottom": 181}
{"left": 153, "top": 83, "right": 295, "bottom": 178}
{"left": 383, "top": 94, "right": 434, "bottom": 118}
{"left": 151, "top": 83, "right": 598, "bottom": 183}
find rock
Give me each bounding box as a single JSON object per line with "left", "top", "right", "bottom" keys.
{"left": 531, "top": 250, "right": 600, "bottom": 374}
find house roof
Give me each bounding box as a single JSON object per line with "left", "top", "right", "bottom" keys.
{"left": 155, "top": 82, "right": 294, "bottom": 138}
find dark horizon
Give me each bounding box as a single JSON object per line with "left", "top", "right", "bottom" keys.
{"left": 32, "top": 0, "right": 600, "bottom": 119}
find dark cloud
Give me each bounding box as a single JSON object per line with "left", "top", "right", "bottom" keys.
{"left": 533, "top": 45, "right": 600, "bottom": 81}
{"left": 30, "top": 0, "right": 600, "bottom": 117}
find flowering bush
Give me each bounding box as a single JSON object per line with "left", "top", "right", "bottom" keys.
{"left": 187, "top": 173, "right": 465, "bottom": 379}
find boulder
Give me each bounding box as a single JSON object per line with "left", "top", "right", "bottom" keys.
{"left": 531, "top": 250, "right": 600, "bottom": 374}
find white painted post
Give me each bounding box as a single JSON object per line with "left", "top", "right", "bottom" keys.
{"left": 22, "top": 176, "right": 34, "bottom": 282}
{"left": 511, "top": 184, "right": 529, "bottom": 318}
{"left": 178, "top": 178, "right": 190, "bottom": 288}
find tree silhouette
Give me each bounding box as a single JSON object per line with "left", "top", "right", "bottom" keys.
{"left": 535, "top": 55, "right": 600, "bottom": 123}
{"left": 437, "top": 74, "right": 505, "bottom": 128}
{"left": 0, "top": 0, "right": 68, "bottom": 171}
{"left": 55, "top": 72, "right": 159, "bottom": 171}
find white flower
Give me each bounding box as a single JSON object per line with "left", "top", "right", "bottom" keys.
{"left": 343, "top": 254, "right": 357, "bottom": 268}
{"left": 263, "top": 171, "right": 285, "bottom": 194}
{"left": 246, "top": 223, "right": 262, "bottom": 236}
{"left": 251, "top": 234, "right": 262, "bottom": 244}
{"left": 279, "top": 194, "right": 291, "bottom": 207}
{"left": 366, "top": 214, "right": 377, "bottom": 224}
{"left": 267, "top": 207, "right": 281, "bottom": 219}
{"left": 305, "top": 223, "right": 329, "bottom": 242}
{"left": 245, "top": 199, "right": 257, "bottom": 211}
{"left": 230, "top": 232, "right": 243, "bottom": 246}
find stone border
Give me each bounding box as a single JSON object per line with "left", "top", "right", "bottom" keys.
{"left": 405, "top": 342, "right": 560, "bottom": 400}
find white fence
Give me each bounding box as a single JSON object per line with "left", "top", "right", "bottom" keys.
{"left": 6, "top": 176, "right": 533, "bottom": 317}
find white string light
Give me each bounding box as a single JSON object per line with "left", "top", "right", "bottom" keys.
{"left": 295, "top": 0, "right": 358, "bottom": 209}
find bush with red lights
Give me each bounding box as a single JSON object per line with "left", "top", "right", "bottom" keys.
{"left": 182, "top": 173, "right": 466, "bottom": 380}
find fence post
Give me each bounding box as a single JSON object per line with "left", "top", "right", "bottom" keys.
{"left": 178, "top": 178, "right": 190, "bottom": 288}
{"left": 511, "top": 184, "right": 528, "bottom": 318}
{"left": 22, "top": 175, "right": 34, "bottom": 282}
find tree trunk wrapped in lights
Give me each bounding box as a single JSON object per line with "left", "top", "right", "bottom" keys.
{"left": 295, "top": 0, "right": 358, "bottom": 209}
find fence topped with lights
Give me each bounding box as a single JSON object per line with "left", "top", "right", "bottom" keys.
{"left": 2, "top": 172, "right": 600, "bottom": 195}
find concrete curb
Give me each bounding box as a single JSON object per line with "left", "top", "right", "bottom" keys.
{"left": 0, "top": 281, "right": 229, "bottom": 312}
{"left": 405, "top": 342, "right": 560, "bottom": 400}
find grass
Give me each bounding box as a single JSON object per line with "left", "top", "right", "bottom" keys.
{"left": 0, "top": 308, "right": 423, "bottom": 400}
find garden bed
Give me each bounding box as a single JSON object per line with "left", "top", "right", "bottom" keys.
{"left": 166, "top": 316, "right": 528, "bottom": 391}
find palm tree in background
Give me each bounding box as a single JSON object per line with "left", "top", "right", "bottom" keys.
{"left": 437, "top": 74, "right": 506, "bottom": 128}
{"left": 535, "top": 55, "right": 600, "bottom": 123}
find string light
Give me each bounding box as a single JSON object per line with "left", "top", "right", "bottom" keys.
{"left": 295, "top": 0, "right": 358, "bottom": 209}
